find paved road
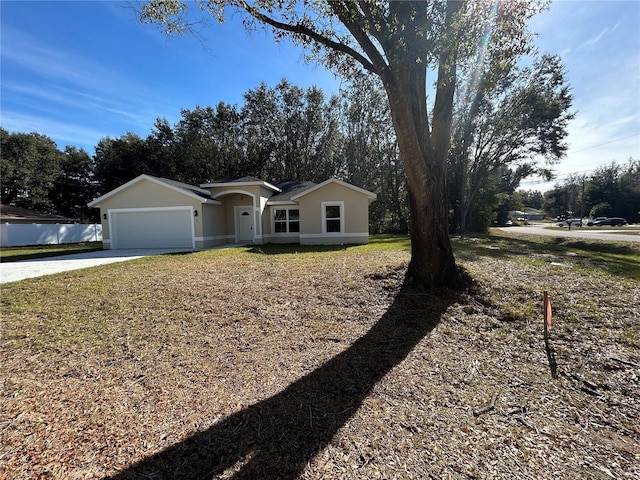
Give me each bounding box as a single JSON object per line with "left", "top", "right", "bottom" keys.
{"left": 0, "top": 249, "right": 192, "bottom": 284}
{"left": 498, "top": 223, "right": 640, "bottom": 243}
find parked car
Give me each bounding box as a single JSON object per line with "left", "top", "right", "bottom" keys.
{"left": 492, "top": 219, "right": 513, "bottom": 226}
{"left": 593, "top": 217, "right": 628, "bottom": 226}
{"left": 586, "top": 217, "right": 607, "bottom": 226}
{"left": 557, "top": 219, "right": 582, "bottom": 227}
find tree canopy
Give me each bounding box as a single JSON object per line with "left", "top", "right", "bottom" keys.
{"left": 1, "top": 128, "right": 64, "bottom": 213}
{"left": 0, "top": 128, "right": 97, "bottom": 220}
{"left": 87, "top": 78, "right": 409, "bottom": 232}
{"left": 449, "top": 54, "right": 574, "bottom": 232}
{"left": 139, "top": 0, "right": 545, "bottom": 288}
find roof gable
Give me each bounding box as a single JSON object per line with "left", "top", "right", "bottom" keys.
{"left": 290, "top": 178, "right": 377, "bottom": 202}
{"left": 201, "top": 176, "right": 281, "bottom": 193}
{"left": 87, "top": 174, "right": 218, "bottom": 208}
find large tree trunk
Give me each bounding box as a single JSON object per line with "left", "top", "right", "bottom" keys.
{"left": 404, "top": 156, "right": 459, "bottom": 288}
{"left": 382, "top": 60, "right": 460, "bottom": 289}
{"left": 374, "top": 0, "right": 462, "bottom": 290}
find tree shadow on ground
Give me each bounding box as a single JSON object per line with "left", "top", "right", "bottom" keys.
{"left": 452, "top": 234, "right": 640, "bottom": 280}
{"left": 107, "top": 284, "right": 459, "bottom": 480}
{"left": 245, "top": 244, "right": 350, "bottom": 255}
{"left": 451, "top": 234, "right": 550, "bottom": 262}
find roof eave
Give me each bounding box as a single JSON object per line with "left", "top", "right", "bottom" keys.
{"left": 201, "top": 181, "right": 282, "bottom": 193}
{"left": 266, "top": 200, "right": 299, "bottom": 206}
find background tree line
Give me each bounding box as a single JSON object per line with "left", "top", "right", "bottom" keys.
{"left": 2, "top": 65, "right": 591, "bottom": 231}
{"left": 2, "top": 76, "right": 407, "bottom": 231}
{"left": 528, "top": 159, "right": 640, "bottom": 224}
{"left": 93, "top": 76, "right": 409, "bottom": 233}
{"left": 0, "top": 128, "right": 97, "bottom": 222}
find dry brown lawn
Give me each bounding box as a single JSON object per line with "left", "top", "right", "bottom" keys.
{"left": 1, "top": 236, "right": 638, "bottom": 479}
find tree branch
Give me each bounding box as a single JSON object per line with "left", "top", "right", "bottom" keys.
{"left": 328, "top": 1, "right": 389, "bottom": 75}
{"left": 432, "top": 0, "right": 463, "bottom": 160}
{"left": 358, "top": 0, "right": 388, "bottom": 42}
{"left": 236, "top": 0, "right": 377, "bottom": 74}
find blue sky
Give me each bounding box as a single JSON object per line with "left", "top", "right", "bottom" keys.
{"left": 1, "top": 1, "right": 639, "bottom": 192}
{"left": 522, "top": 0, "right": 640, "bottom": 190}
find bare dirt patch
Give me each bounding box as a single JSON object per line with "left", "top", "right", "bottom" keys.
{"left": 1, "top": 241, "right": 638, "bottom": 479}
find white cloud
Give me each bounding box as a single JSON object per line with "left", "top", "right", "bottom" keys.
{"left": 582, "top": 22, "right": 620, "bottom": 48}
{"left": 0, "top": 111, "right": 113, "bottom": 152}
{"left": 1, "top": 26, "right": 176, "bottom": 146}
{"left": 1, "top": 26, "right": 111, "bottom": 87}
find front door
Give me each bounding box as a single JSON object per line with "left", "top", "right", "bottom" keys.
{"left": 237, "top": 207, "right": 254, "bottom": 243}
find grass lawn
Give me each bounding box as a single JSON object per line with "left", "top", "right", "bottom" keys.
{"left": 1, "top": 234, "right": 638, "bottom": 479}
{"left": 0, "top": 242, "right": 103, "bottom": 262}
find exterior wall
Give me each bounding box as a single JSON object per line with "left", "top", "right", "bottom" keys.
{"left": 509, "top": 210, "right": 544, "bottom": 221}
{"left": 96, "top": 179, "right": 202, "bottom": 248}
{"left": 258, "top": 186, "right": 273, "bottom": 242}
{"left": 198, "top": 203, "right": 228, "bottom": 248}
{"left": 297, "top": 183, "right": 370, "bottom": 245}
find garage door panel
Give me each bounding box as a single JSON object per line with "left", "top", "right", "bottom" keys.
{"left": 112, "top": 209, "right": 193, "bottom": 249}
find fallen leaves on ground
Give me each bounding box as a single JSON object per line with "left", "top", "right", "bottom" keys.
{"left": 1, "top": 240, "right": 638, "bottom": 479}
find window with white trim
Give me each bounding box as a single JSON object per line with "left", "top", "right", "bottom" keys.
{"left": 322, "top": 202, "right": 344, "bottom": 233}
{"left": 274, "top": 208, "right": 300, "bottom": 233}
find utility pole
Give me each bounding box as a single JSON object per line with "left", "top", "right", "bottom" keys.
{"left": 580, "top": 177, "right": 585, "bottom": 226}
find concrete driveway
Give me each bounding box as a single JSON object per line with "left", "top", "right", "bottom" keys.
{"left": 0, "top": 249, "right": 192, "bottom": 284}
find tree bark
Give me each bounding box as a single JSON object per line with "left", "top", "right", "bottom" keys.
{"left": 382, "top": 63, "right": 459, "bottom": 289}
{"left": 372, "top": 1, "right": 462, "bottom": 289}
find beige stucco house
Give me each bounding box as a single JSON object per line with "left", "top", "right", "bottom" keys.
{"left": 87, "top": 174, "right": 376, "bottom": 249}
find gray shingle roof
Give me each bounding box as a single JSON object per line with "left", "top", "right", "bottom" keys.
{"left": 268, "top": 181, "right": 317, "bottom": 202}
{"left": 212, "top": 176, "right": 264, "bottom": 184}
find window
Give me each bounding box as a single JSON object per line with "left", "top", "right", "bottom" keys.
{"left": 274, "top": 208, "right": 300, "bottom": 233}
{"left": 288, "top": 209, "right": 300, "bottom": 232}
{"left": 274, "top": 209, "right": 287, "bottom": 233}
{"left": 322, "top": 202, "right": 344, "bottom": 234}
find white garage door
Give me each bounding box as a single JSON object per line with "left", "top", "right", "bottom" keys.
{"left": 111, "top": 208, "right": 194, "bottom": 249}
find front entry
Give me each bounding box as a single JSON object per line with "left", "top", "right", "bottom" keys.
{"left": 237, "top": 207, "right": 254, "bottom": 243}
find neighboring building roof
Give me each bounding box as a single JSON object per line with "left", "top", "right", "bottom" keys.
{"left": 0, "top": 204, "right": 76, "bottom": 223}
{"left": 510, "top": 209, "right": 544, "bottom": 216}
{"left": 87, "top": 174, "right": 220, "bottom": 208}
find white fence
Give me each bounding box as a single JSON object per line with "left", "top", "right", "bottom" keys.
{"left": 0, "top": 223, "right": 102, "bottom": 247}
